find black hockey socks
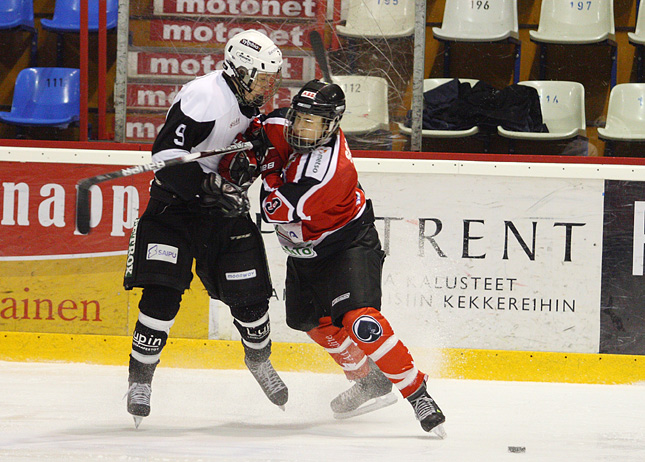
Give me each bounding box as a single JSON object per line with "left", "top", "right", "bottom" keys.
{"left": 233, "top": 309, "right": 288, "bottom": 408}
{"left": 130, "top": 313, "right": 174, "bottom": 365}
{"left": 233, "top": 311, "right": 271, "bottom": 362}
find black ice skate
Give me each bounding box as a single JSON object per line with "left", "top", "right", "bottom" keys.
{"left": 407, "top": 379, "right": 446, "bottom": 438}
{"left": 244, "top": 357, "right": 289, "bottom": 410}
{"left": 126, "top": 357, "right": 158, "bottom": 428}
{"left": 331, "top": 361, "right": 397, "bottom": 420}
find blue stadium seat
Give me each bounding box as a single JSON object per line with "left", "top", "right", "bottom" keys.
{"left": 0, "top": 0, "right": 35, "bottom": 30}
{"left": 40, "top": 0, "right": 118, "bottom": 33}
{"left": 0, "top": 0, "right": 37, "bottom": 65}
{"left": 0, "top": 67, "right": 80, "bottom": 128}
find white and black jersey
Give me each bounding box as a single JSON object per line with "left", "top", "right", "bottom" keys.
{"left": 124, "top": 70, "right": 273, "bottom": 307}
{"left": 151, "top": 70, "right": 258, "bottom": 202}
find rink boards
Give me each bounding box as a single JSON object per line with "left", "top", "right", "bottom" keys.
{"left": 1, "top": 146, "right": 645, "bottom": 384}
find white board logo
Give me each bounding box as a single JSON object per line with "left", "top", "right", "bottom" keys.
{"left": 226, "top": 269, "right": 257, "bottom": 280}
{"left": 146, "top": 243, "right": 178, "bottom": 264}
{"left": 305, "top": 148, "right": 329, "bottom": 181}
{"left": 332, "top": 292, "right": 350, "bottom": 306}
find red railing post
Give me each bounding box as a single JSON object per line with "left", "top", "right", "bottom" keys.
{"left": 98, "top": 0, "right": 107, "bottom": 140}
{"left": 79, "top": 0, "right": 88, "bottom": 141}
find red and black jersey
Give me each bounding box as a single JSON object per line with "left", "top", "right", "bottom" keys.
{"left": 259, "top": 110, "right": 373, "bottom": 259}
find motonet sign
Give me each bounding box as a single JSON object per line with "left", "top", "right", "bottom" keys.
{"left": 153, "top": 0, "right": 317, "bottom": 18}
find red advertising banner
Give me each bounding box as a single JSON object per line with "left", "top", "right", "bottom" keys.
{"left": 127, "top": 84, "right": 299, "bottom": 110}
{"left": 125, "top": 86, "right": 300, "bottom": 141}
{"left": 127, "top": 84, "right": 182, "bottom": 109}
{"left": 147, "top": 20, "right": 315, "bottom": 49}
{"left": 0, "top": 162, "right": 152, "bottom": 258}
{"left": 128, "top": 51, "right": 312, "bottom": 82}
{"left": 152, "top": 0, "right": 317, "bottom": 19}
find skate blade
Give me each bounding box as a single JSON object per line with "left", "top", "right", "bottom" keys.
{"left": 133, "top": 416, "right": 143, "bottom": 429}
{"left": 432, "top": 424, "right": 447, "bottom": 439}
{"left": 333, "top": 392, "right": 398, "bottom": 420}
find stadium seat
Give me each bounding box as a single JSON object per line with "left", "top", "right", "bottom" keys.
{"left": 41, "top": 0, "right": 118, "bottom": 65}
{"left": 0, "top": 0, "right": 37, "bottom": 65}
{"left": 336, "top": 0, "right": 414, "bottom": 39}
{"left": 0, "top": 67, "right": 80, "bottom": 128}
{"left": 332, "top": 75, "right": 389, "bottom": 135}
{"left": 0, "top": 0, "right": 35, "bottom": 30}
{"left": 40, "top": 0, "right": 118, "bottom": 32}
{"left": 529, "top": 0, "right": 616, "bottom": 87}
{"left": 628, "top": 4, "right": 645, "bottom": 82}
{"left": 598, "top": 83, "right": 645, "bottom": 155}
{"left": 398, "top": 78, "right": 480, "bottom": 138}
{"left": 497, "top": 80, "right": 587, "bottom": 153}
{"left": 432, "top": 0, "right": 520, "bottom": 82}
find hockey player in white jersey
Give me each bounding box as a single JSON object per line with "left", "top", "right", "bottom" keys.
{"left": 123, "top": 30, "right": 287, "bottom": 428}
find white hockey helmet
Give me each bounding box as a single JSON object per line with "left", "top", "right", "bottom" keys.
{"left": 223, "top": 30, "right": 283, "bottom": 107}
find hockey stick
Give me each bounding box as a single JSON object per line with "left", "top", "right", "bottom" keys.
{"left": 75, "top": 140, "right": 254, "bottom": 235}
{"left": 309, "top": 30, "right": 333, "bottom": 83}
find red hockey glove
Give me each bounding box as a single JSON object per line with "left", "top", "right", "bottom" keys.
{"left": 218, "top": 133, "right": 259, "bottom": 186}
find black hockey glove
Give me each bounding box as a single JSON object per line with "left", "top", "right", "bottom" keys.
{"left": 201, "top": 172, "right": 251, "bottom": 217}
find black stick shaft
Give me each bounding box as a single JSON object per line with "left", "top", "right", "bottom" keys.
{"left": 75, "top": 141, "right": 253, "bottom": 235}
{"left": 309, "top": 30, "right": 332, "bottom": 83}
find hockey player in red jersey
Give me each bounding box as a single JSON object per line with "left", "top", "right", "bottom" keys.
{"left": 258, "top": 80, "right": 446, "bottom": 435}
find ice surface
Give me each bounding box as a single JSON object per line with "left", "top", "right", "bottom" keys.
{"left": 0, "top": 361, "right": 644, "bottom": 461}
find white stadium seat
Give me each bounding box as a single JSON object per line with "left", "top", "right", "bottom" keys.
{"left": 598, "top": 83, "right": 645, "bottom": 155}
{"left": 433, "top": 0, "right": 520, "bottom": 82}
{"left": 333, "top": 75, "right": 389, "bottom": 135}
{"left": 336, "top": 0, "right": 415, "bottom": 39}
{"left": 529, "top": 0, "right": 616, "bottom": 86}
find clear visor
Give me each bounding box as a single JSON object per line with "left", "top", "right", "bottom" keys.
{"left": 241, "top": 70, "right": 282, "bottom": 107}
{"left": 285, "top": 109, "right": 337, "bottom": 152}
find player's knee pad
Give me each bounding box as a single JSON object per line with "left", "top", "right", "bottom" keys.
{"left": 307, "top": 316, "right": 370, "bottom": 380}
{"left": 139, "top": 285, "right": 183, "bottom": 321}
{"left": 233, "top": 302, "right": 271, "bottom": 362}
{"left": 131, "top": 312, "right": 174, "bottom": 364}
{"left": 341, "top": 307, "right": 394, "bottom": 356}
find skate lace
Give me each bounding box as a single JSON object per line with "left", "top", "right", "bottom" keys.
{"left": 411, "top": 394, "right": 438, "bottom": 421}
{"left": 250, "top": 360, "right": 283, "bottom": 393}
{"left": 127, "top": 383, "right": 151, "bottom": 406}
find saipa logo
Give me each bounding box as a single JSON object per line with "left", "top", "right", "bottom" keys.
{"left": 146, "top": 243, "right": 179, "bottom": 264}
{"left": 352, "top": 315, "right": 383, "bottom": 343}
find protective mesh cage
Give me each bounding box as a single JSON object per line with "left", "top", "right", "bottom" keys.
{"left": 121, "top": 0, "right": 416, "bottom": 151}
